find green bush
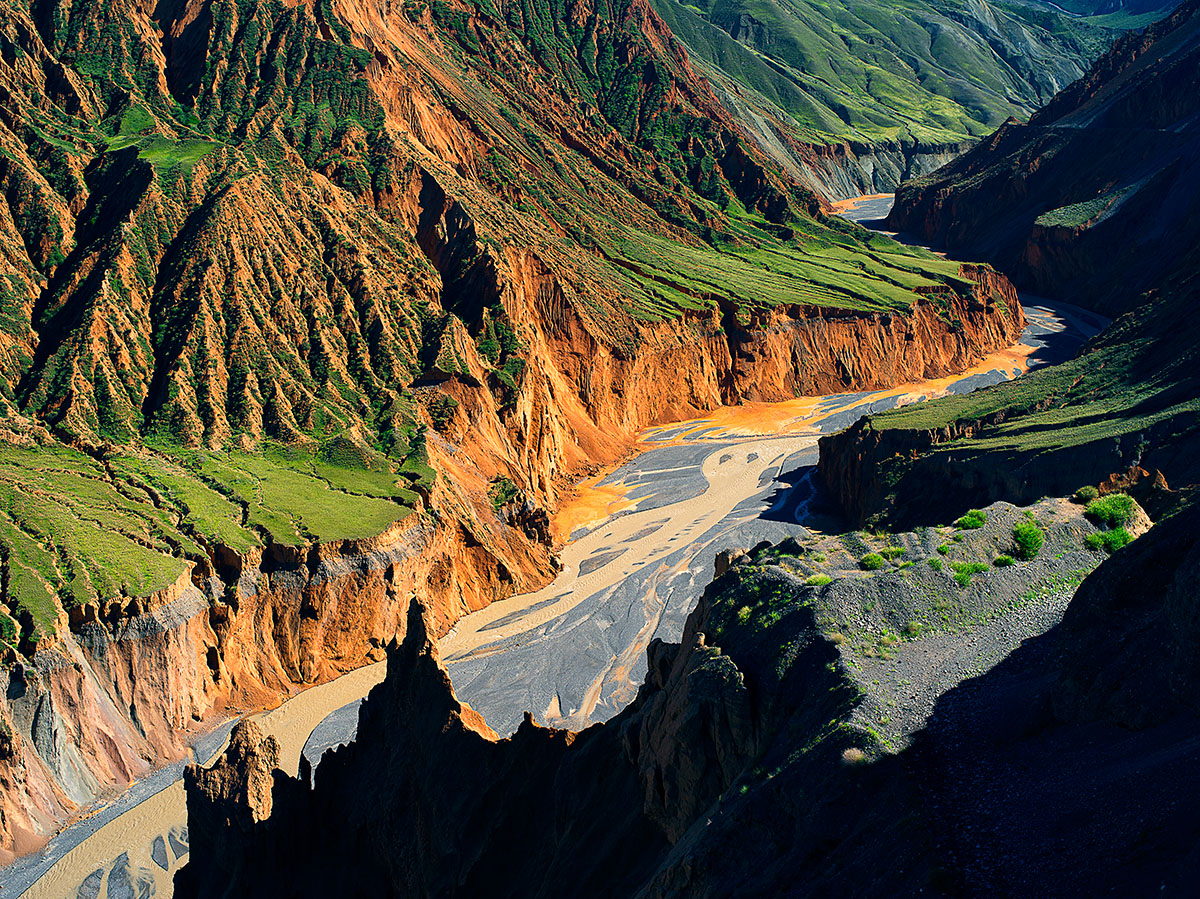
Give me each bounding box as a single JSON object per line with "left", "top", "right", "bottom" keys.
{"left": 1086, "top": 494, "right": 1136, "bottom": 528}
{"left": 950, "top": 561, "right": 988, "bottom": 588}
{"left": 1085, "top": 527, "right": 1134, "bottom": 554}
{"left": 936, "top": 544, "right": 950, "bottom": 555}
{"left": 805, "top": 574, "right": 832, "bottom": 587}
{"left": 880, "top": 546, "right": 905, "bottom": 560}
{"left": 860, "top": 553, "right": 885, "bottom": 571}
{"left": 1073, "top": 485, "right": 1099, "bottom": 504}
{"left": 927, "top": 558, "right": 943, "bottom": 571}
{"left": 956, "top": 509, "right": 987, "bottom": 529}
{"left": 1012, "top": 520, "right": 1044, "bottom": 560}
{"left": 488, "top": 476, "right": 520, "bottom": 511}
{"left": 993, "top": 555, "right": 1015, "bottom": 567}
{"left": 427, "top": 394, "right": 459, "bottom": 432}
{"left": 902, "top": 620, "right": 923, "bottom": 638}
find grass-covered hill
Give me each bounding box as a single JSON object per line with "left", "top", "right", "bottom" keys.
{"left": 650, "top": 0, "right": 1122, "bottom": 147}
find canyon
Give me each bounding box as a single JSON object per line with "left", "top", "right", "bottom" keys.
{"left": 7, "top": 274, "right": 1078, "bottom": 897}
{"left": 174, "top": 1, "right": 1200, "bottom": 894}
{"left": 0, "top": 0, "right": 1196, "bottom": 893}
{"left": 0, "top": 0, "right": 1043, "bottom": 871}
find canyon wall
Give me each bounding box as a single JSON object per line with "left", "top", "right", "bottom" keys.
{"left": 814, "top": 273, "right": 1200, "bottom": 530}
{"left": 766, "top": 135, "right": 976, "bottom": 205}
{"left": 791, "top": 138, "right": 974, "bottom": 204}
{"left": 0, "top": 253, "right": 1024, "bottom": 855}
{"left": 0, "top": 501, "right": 550, "bottom": 857}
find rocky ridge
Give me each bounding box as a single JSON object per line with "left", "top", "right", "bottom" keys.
{"left": 180, "top": 493, "right": 1200, "bottom": 896}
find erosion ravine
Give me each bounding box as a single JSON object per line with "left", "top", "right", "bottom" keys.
{"left": 2, "top": 196, "right": 1094, "bottom": 899}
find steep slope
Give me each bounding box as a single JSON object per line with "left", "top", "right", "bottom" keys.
{"left": 0, "top": 0, "right": 1028, "bottom": 854}
{"left": 821, "top": 0, "right": 1200, "bottom": 528}
{"left": 647, "top": 0, "right": 1124, "bottom": 198}
{"left": 886, "top": 0, "right": 1200, "bottom": 314}
{"left": 180, "top": 498, "right": 1200, "bottom": 897}
{"left": 1028, "top": 0, "right": 1180, "bottom": 28}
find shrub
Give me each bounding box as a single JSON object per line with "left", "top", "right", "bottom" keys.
{"left": 956, "top": 509, "right": 987, "bottom": 529}
{"left": 1085, "top": 527, "right": 1134, "bottom": 554}
{"left": 927, "top": 558, "right": 943, "bottom": 571}
{"left": 736, "top": 606, "right": 752, "bottom": 624}
{"left": 950, "top": 561, "right": 988, "bottom": 588}
{"left": 993, "top": 555, "right": 1015, "bottom": 567}
{"left": 880, "top": 546, "right": 905, "bottom": 560}
{"left": 860, "top": 553, "right": 885, "bottom": 571}
{"left": 902, "top": 620, "right": 922, "bottom": 638}
{"left": 1086, "top": 493, "right": 1136, "bottom": 528}
{"left": 488, "top": 476, "right": 520, "bottom": 511}
{"left": 1012, "top": 520, "right": 1044, "bottom": 560}
{"left": 842, "top": 747, "right": 867, "bottom": 766}
{"left": 806, "top": 574, "right": 832, "bottom": 587}
{"left": 427, "top": 393, "right": 459, "bottom": 432}
{"left": 936, "top": 544, "right": 950, "bottom": 555}
{"left": 1073, "top": 485, "right": 1099, "bottom": 504}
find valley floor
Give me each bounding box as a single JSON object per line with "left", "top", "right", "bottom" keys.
{"left": 3, "top": 200, "right": 1098, "bottom": 899}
